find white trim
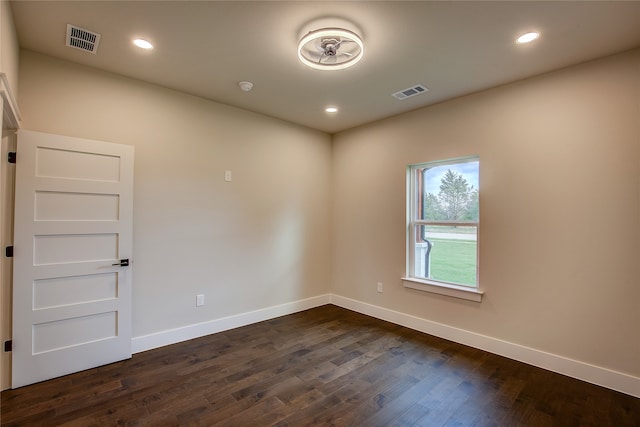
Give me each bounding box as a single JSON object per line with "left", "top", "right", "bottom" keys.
{"left": 402, "top": 277, "right": 483, "bottom": 302}
{"left": 131, "top": 294, "right": 331, "bottom": 354}
{"left": 130, "top": 293, "right": 639, "bottom": 397}
{"left": 0, "top": 73, "right": 21, "bottom": 130}
{"left": 329, "top": 294, "right": 640, "bottom": 398}
{"left": 413, "top": 220, "right": 477, "bottom": 226}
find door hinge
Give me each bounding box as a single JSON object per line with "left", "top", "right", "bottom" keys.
{"left": 3, "top": 340, "right": 11, "bottom": 352}
{"left": 7, "top": 152, "right": 16, "bottom": 164}
{"left": 5, "top": 246, "right": 13, "bottom": 257}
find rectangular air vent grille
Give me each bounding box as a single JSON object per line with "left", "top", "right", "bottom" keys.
{"left": 66, "top": 24, "right": 101, "bottom": 54}
{"left": 392, "top": 84, "right": 429, "bottom": 100}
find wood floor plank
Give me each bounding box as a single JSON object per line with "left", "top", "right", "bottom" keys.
{"left": 2, "top": 305, "right": 638, "bottom": 426}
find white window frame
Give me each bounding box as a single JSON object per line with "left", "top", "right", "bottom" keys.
{"left": 402, "top": 156, "right": 483, "bottom": 302}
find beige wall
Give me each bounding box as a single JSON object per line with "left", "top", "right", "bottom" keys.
{"left": 18, "top": 51, "right": 333, "bottom": 337}
{"left": 332, "top": 49, "right": 640, "bottom": 377}
{"left": 1, "top": 0, "right": 19, "bottom": 98}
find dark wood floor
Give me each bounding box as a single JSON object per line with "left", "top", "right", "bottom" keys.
{"left": 1, "top": 305, "right": 638, "bottom": 426}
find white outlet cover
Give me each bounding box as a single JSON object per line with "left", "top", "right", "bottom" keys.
{"left": 196, "top": 294, "right": 205, "bottom": 306}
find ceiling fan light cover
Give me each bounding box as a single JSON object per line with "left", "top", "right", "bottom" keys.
{"left": 297, "top": 28, "right": 364, "bottom": 71}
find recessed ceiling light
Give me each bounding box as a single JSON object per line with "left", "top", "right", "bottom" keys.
{"left": 133, "top": 38, "right": 153, "bottom": 49}
{"left": 325, "top": 107, "right": 338, "bottom": 113}
{"left": 516, "top": 32, "right": 540, "bottom": 44}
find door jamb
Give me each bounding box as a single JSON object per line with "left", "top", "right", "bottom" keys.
{"left": 0, "top": 71, "right": 21, "bottom": 391}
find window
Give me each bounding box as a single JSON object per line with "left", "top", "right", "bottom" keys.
{"left": 403, "top": 157, "right": 482, "bottom": 302}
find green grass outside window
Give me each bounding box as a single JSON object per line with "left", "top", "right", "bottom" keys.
{"left": 427, "top": 238, "right": 477, "bottom": 286}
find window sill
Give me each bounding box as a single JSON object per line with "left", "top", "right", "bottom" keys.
{"left": 401, "top": 277, "right": 483, "bottom": 302}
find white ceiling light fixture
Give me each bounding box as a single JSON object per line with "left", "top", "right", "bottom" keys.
{"left": 298, "top": 28, "right": 364, "bottom": 71}
{"left": 516, "top": 32, "right": 540, "bottom": 44}
{"left": 325, "top": 106, "right": 338, "bottom": 113}
{"left": 133, "top": 38, "right": 153, "bottom": 49}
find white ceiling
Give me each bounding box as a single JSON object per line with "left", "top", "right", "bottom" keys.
{"left": 10, "top": 1, "right": 640, "bottom": 134}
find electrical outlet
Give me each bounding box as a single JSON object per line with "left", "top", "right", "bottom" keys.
{"left": 196, "top": 294, "right": 205, "bottom": 307}
{"left": 224, "top": 170, "right": 232, "bottom": 182}
{"left": 377, "top": 282, "right": 383, "bottom": 293}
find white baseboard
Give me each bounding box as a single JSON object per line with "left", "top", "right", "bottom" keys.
{"left": 131, "top": 292, "right": 639, "bottom": 398}
{"left": 330, "top": 294, "right": 640, "bottom": 398}
{"left": 131, "top": 294, "right": 331, "bottom": 354}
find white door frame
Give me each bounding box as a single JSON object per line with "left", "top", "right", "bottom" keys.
{"left": 0, "top": 71, "right": 20, "bottom": 391}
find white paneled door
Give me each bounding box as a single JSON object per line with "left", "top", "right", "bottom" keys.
{"left": 12, "top": 130, "right": 134, "bottom": 388}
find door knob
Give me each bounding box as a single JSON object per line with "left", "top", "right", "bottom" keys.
{"left": 112, "top": 259, "right": 129, "bottom": 267}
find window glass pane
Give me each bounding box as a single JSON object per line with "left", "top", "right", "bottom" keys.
{"left": 420, "top": 161, "right": 479, "bottom": 221}
{"left": 413, "top": 225, "right": 477, "bottom": 287}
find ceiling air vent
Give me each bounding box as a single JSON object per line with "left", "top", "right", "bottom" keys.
{"left": 66, "top": 24, "right": 101, "bottom": 54}
{"left": 392, "top": 84, "right": 429, "bottom": 100}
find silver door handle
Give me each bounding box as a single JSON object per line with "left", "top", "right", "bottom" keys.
{"left": 112, "top": 259, "right": 129, "bottom": 267}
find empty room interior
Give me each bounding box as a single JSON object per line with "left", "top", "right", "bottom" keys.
{"left": 0, "top": 1, "right": 639, "bottom": 425}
